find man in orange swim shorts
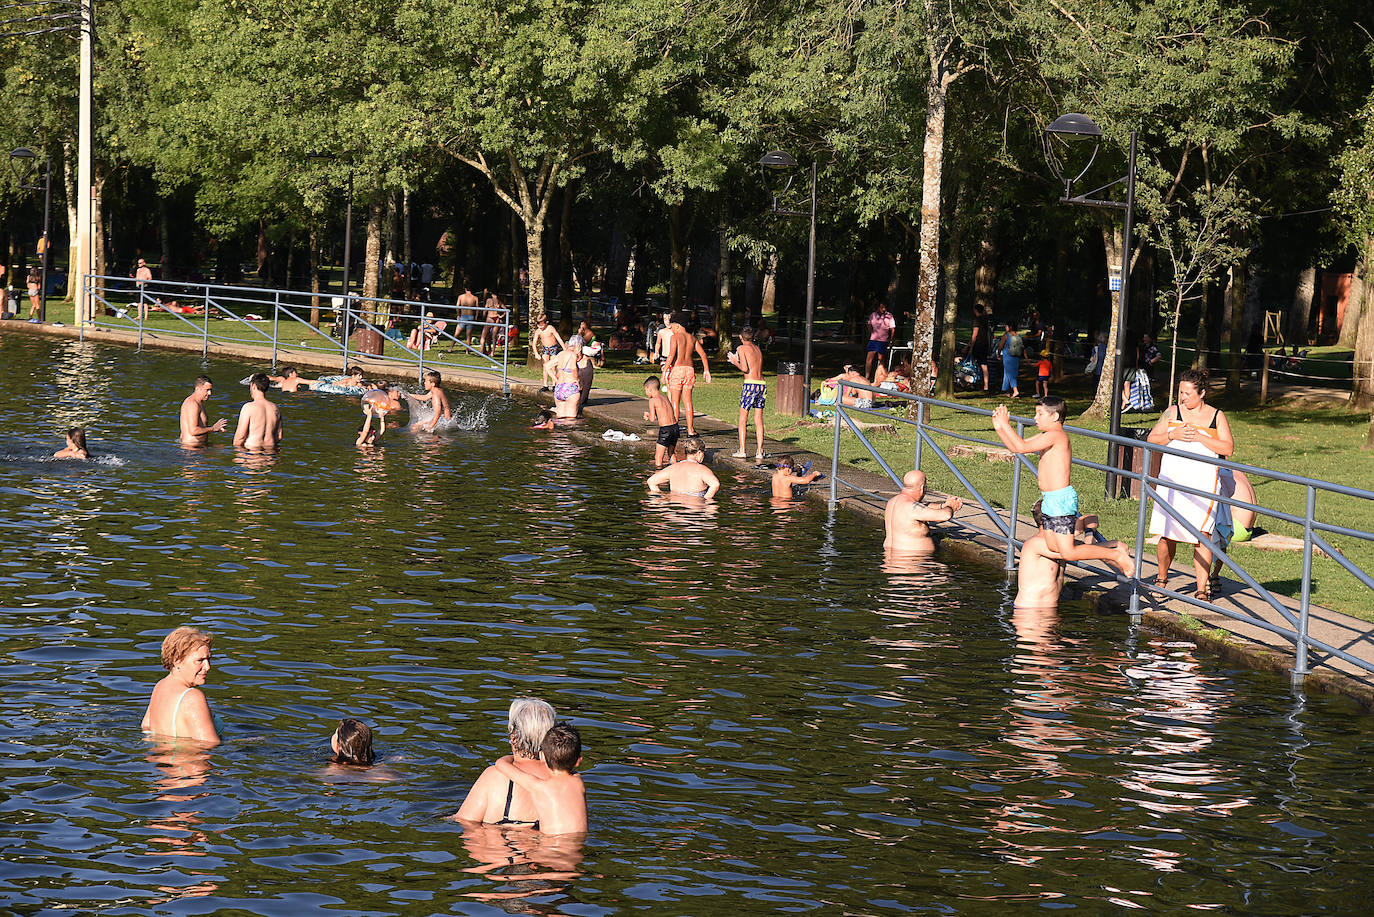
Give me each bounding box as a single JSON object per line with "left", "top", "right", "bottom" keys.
{"left": 661, "top": 311, "right": 711, "bottom": 436}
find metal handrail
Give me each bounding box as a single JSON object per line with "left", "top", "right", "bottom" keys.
{"left": 80, "top": 274, "right": 511, "bottom": 393}
{"left": 823, "top": 379, "right": 1374, "bottom": 684}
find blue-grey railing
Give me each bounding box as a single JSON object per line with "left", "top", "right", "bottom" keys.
{"left": 80, "top": 274, "right": 511, "bottom": 392}
{"left": 825, "top": 379, "right": 1374, "bottom": 683}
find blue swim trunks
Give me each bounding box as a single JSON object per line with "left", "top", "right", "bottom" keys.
{"left": 1040, "top": 484, "right": 1079, "bottom": 534}
{"left": 867, "top": 339, "right": 890, "bottom": 354}
{"left": 740, "top": 382, "right": 766, "bottom": 410}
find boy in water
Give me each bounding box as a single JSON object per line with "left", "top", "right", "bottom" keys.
{"left": 646, "top": 436, "right": 719, "bottom": 499}
{"left": 770, "top": 456, "right": 823, "bottom": 499}
{"left": 356, "top": 406, "right": 383, "bottom": 447}
{"left": 642, "top": 376, "right": 678, "bottom": 468}
{"left": 991, "top": 397, "right": 1133, "bottom": 574}
{"left": 410, "top": 370, "right": 453, "bottom": 432}
{"left": 491, "top": 723, "right": 587, "bottom": 836}
{"left": 530, "top": 408, "right": 555, "bottom": 431}
{"left": 1015, "top": 503, "right": 1125, "bottom": 607}
{"left": 270, "top": 366, "right": 316, "bottom": 392}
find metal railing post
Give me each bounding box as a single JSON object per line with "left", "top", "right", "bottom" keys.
{"left": 914, "top": 400, "right": 926, "bottom": 472}
{"left": 1005, "top": 419, "right": 1024, "bottom": 571}
{"left": 1130, "top": 440, "right": 1153, "bottom": 621}
{"left": 340, "top": 296, "right": 352, "bottom": 370}
{"left": 502, "top": 309, "right": 510, "bottom": 394}
{"left": 1295, "top": 485, "right": 1316, "bottom": 681}
{"left": 271, "top": 291, "right": 281, "bottom": 366}
{"left": 202, "top": 285, "right": 210, "bottom": 358}
{"left": 137, "top": 287, "right": 145, "bottom": 352}
{"left": 417, "top": 310, "right": 426, "bottom": 382}
{"left": 79, "top": 275, "right": 87, "bottom": 342}
{"left": 829, "top": 383, "right": 843, "bottom": 505}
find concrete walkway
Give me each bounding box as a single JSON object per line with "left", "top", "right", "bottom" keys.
{"left": 7, "top": 319, "right": 1373, "bottom": 709}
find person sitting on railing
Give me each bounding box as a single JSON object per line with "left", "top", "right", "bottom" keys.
{"left": 1016, "top": 503, "right": 1123, "bottom": 608}
{"left": 883, "top": 470, "right": 963, "bottom": 554}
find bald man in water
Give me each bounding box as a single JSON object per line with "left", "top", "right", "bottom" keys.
{"left": 883, "top": 470, "right": 963, "bottom": 553}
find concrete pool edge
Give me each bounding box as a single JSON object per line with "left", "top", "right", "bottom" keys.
{"left": 7, "top": 318, "right": 1374, "bottom": 711}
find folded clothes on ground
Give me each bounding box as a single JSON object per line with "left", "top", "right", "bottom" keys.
{"left": 601, "top": 429, "right": 641, "bottom": 441}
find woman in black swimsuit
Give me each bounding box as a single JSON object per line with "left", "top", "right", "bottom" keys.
{"left": 449, "top": 697, "right": 557, "bottom": 827}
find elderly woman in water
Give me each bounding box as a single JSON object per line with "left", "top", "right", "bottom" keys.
{"left": 451, "top": 697, "right": 556, "bottom": 827}
{"left": 141, "top": 626, "right": 220, "bottom": 746}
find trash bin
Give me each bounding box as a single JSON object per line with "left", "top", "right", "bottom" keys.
{"left": 352, "top": 327, "right": 385, "bottom": 356}
{"left": 776, "top": 361, "right": 805, "bottom": 417}
{"left": 1112, "top": 427, "right": 1159, "bottom": 499}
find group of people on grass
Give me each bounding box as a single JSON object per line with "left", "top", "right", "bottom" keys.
{"left": 142, "top": 626, "right": 586, "bottom": 835}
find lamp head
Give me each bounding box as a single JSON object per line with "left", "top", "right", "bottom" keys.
{"left": 1042, "top": 113, "right": 1102, "bottom": 195}
{"left": 9, "top": 147, "right": 36, "bottom": 186}
{"left": 759, "top": 150, "right": 798, "bottom": 205}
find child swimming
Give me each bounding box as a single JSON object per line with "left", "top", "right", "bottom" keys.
{"left": 330, "top": 718, "right": 375, "bottom": 766}
{"left": 53, "top": 427, "right": 89, "bottom": 460}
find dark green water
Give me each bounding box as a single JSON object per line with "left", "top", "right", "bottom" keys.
{"left": 2, "top": 334, "right": 1372, "bottom": 916}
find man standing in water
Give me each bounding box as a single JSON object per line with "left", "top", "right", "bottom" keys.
{"left": 646, "top": 437, "right": 719, "bottom": 499}
{"left": 883, "top": 470, "right": 963, "bottom": 554}
{"left": 662, "top": 312, "right": 711, "bottom": 436}
{"left": 179, "top": 376, "right": 227, "bottom": 446}
{"left": 728, "top": 326, "right": 766, "bottom": 461}
{"left": 233, "top": 372, "right": 283, "bottom": 450}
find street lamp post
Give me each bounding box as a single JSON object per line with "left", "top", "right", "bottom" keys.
{"left": 9, "top": 147, "right": 52, "bottom": 323}
{"left": 760, "top": 151, "right": 819, "bottom": 404}
{"left": 1043, "top": 114, "right": 1138, "bottom": 499}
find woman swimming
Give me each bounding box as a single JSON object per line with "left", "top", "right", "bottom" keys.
{"left": 53, "top": 427, "right": 89, "bottom": 460}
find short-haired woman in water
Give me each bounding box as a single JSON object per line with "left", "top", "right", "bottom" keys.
{"left": 141, "top": 626, "right": 220, "bottom": 746}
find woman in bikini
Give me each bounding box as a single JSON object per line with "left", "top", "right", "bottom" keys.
{"left": 141, "top": 626, "right": 220, "bottom": 746}
{"left": 1147, "top": 369, "right": 1234, "bottom": 601}
{"left": 551, "top": 340, "right": 582, "bottom": 419}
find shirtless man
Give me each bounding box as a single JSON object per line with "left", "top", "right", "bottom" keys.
{"left": 533, "top": 314, "right": 563, "bottom": 388}
{"left": 883, "top": 470, "right": 963, "bottom": 554}
{"left": 179, "top": 376, "right": 227, "bottom": 446}
{"left": 1016, "top": 507, "right": 1124, "bottom": 607}
{"left": 233, "top": 373, "right": 283, "bottom": 450}
{"left": 661, "top": 312, "right": 711, "bottom": 436}
{"left": 455, "top": 286, "right": 480, "bottom": 345}
{"left": 270, "top": 366, "right": 314, "bottom": 393}
{"left": 646, "top": 436, "right": 719, "bottom": 499}
{"left": 728, "top": 327, "right": 766, "bottom": 461}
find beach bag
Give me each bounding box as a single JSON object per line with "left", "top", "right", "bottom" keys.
{"left": 1007, "top": 333, "right": 1024, "bottom": 358}
{"left": 1126, "top": 368, "right": 1154, "bottom": 411}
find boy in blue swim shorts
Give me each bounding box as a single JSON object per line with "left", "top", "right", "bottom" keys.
{"left": 992, "top": 396, "right": 1133, "bottom": 575}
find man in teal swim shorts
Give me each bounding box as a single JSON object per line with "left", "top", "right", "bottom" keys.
{"left": 992, "top": 396, "right": 1133, "bottom": 575}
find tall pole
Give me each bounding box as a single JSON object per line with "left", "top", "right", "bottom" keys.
{"left": 39, "top": 157, "right": 51, "bottom": 322}
{"left": 342, "top": 172, "right": 353, "bottom": 296}
{"left": 1105, "top": 130, "right": 1137, "bottom": 499}
{"left": 74, "top": 0, "right": 94, "bottom": 327}
{"left": 802, "top": 160, "right": 818, "bottom": 402}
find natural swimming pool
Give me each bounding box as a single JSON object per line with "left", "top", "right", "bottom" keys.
{"left": 3, "top": 333, "right": 1374, "bottom": 915}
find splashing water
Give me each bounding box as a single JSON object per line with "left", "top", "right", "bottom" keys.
{"left": 402, "top": 392, "right": 493, "bottom": 432}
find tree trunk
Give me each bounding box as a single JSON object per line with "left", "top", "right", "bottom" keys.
{"left": 159, "top": 198, "right": 172, "bottom": 272}
{"left": 1084, "top": 219, "right": 1123, "bottom": 418}
{"left": 402, "top": 188, "right": 412, "bottom": 299}
{"left": 1290, "top": 266, "right": 1316, "bottom": 347}
{"left": 936, "top": 183, "right": 967, "bottom": 398}
{"left": 309, "top": 223, "right": 321, "bottom": 327}
{"left": 62, "top": 143, "right": 77, "bottom": 300}
{"left": 1351, "top": 238, "right": 1374, "bottom": 412}
{"left": 525, "top": 220, "right": 546, "bottom": 362}
{"left": 912, "top": 34, "right": 955, "bottom": 387}
{"left": 1226, "top": 256, "right": 1247, "bottom": 392}
{"left": 667, "top": 202, "right": 686, "bottom": 314}
{"left": 760, "top": 250, "right": 777, "bottom": 315}
{"left": 972, "top": 206, "right": 999, "bottom": 318}
{"left": 92, "top": 163, "right": 107, "bottom": 281}
{"left": 363, "top": 195, "right": 384, "bottom": 305}
{"left": 715, "top": 212, "right": 732, "bottom": 357}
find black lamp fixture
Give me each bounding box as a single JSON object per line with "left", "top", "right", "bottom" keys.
{"left": 760, "top": 150, "right": 818, "bottom": 409}
{"left": 10, "top": 146, "right": 52, "bottom": 323}
{"left": 1042, "top": 114, "right": 1137, "bottom": 498}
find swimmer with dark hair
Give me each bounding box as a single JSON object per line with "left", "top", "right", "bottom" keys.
{"left": 270, "top": 366, "right": 316, "bottom": 392}
{"left": 53, "top": 427, "right": 89, "bottom": 460}
{"left": 331, "top": 718, "right": 376, "bottom": 767}
{"left": 531, "top": 408, "right": 555, "bottom": 430}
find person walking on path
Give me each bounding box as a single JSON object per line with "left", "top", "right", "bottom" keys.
{"left": 996, "top": 322, "right": 1024, "bottom": 397}
{"left": 1146, "top": 369, "right": 1234, "bottom": 601}
{"left": 966, "top": 304, "right": 993, "bottom": 392}
{"left": 866, "top": 303, "right": 896, "bottom": 381}
{"left": 728, "top": 327, "right": 766, "bottom": 461}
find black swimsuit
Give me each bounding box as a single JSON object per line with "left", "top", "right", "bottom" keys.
{"left": 495, "top": 779, "right": 538, "bottom": 828}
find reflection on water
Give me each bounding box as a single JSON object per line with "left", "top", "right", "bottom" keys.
{"left": 2, "top": 335, "right": 1374, "bottom": 915}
